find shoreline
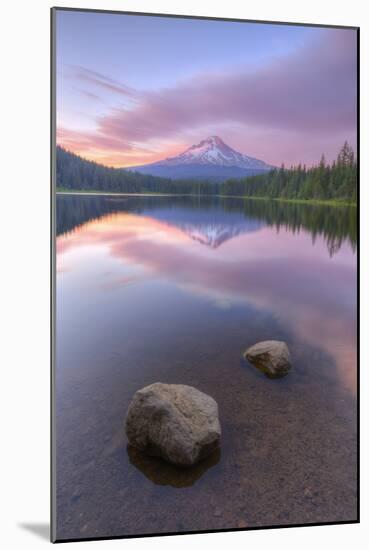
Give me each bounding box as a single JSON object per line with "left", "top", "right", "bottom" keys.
{"left": 56, "top": 190, "right": 356, "bottom": 207}
{"left": 238, "top": 196, "right": 356, "bottom": 207}
{"left": 56, "top": 190, "right": 183, "bottom": 197}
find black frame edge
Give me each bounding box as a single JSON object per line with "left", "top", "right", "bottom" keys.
{"left": 356, "top": 25, "right": 360, "bottom": 525}
{"left": 51, "top": 5, "right": 359, "bottom": 30}
{"left": 51, "top": 6, "right": 57, "bottom": 544}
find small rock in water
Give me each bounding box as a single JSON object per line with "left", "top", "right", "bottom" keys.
{"left": 244, "top": 340, "right": 291, "bottom": 378}
{"left": 125, "top": 383, "right": 221, "bottom": 466}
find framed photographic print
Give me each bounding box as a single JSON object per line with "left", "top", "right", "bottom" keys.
{"left": 51, "top": 6, "right": 359, "bottom": 543}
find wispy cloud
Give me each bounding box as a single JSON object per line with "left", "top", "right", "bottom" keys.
{"left": 69, "top": 65, "right": 138, "bottom": 98}
{"left": 58, "top": 29, "right": 357, "bottom": 167}
{"left": 98, "top": 30, "right": 356, "bottom": 139}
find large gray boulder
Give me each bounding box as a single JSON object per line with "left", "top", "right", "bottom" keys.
{"left": 244, "top": 340, "right": 291, "bottom": 378}
{"left": 125, "top": 383, "right": 221, "bottom": 466}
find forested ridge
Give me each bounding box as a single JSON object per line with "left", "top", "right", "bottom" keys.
{"left": 222, "top": 142, "right": 357, "bottom": 203}
{"left": 56, "top": 146, "right": 217, "bottom": 195}
{"left": 56, "top": 143, "right": 357, "bottom": 204}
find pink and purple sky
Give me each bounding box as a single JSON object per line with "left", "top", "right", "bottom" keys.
{"left": 56, "top": 10, "right": 357, "bottom": 168}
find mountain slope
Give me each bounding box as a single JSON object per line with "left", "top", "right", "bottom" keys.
{"left": 157, "top": 136, "right": 271, "bottom": 168}
{"left": 129, "top": 136, "right": 273, "bottom": 181}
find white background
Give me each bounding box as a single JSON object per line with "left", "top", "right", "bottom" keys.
{"left": 1, "top": 0, "right": 367, "bottom": 548}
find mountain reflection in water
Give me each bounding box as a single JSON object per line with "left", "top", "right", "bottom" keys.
{"left": 56, "top": 194, "right": 356, "bottom": 256}
{"left": 55, "top": 194, "right": 357, "bottom": 540}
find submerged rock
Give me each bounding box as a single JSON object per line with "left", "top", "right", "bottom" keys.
{"left": 125, "top": 383, "right": 221, "bottom": 466}
{"left": 244, "top": 340, "right": 291, "bottom": 378}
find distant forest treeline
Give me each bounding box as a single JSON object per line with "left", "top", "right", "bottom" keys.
{"left": 56, "top": 146, "right": 217, "bottom": 195}
{"left": 222, "top": 142, "right": 357, "bottom": 203}
{"left": 56, "top": 142, "right": 357, "bottom": 203}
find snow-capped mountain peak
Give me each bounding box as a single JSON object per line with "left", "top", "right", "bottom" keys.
{"left": 158, "top": 136, "right": 271, "bottom": 169}
{"left": 128, "top": 136, "right": 273, "bottom": 180}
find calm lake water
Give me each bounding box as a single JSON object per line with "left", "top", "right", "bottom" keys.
{"left": 55, "top": 194, "right": 357, "bottom": 540}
